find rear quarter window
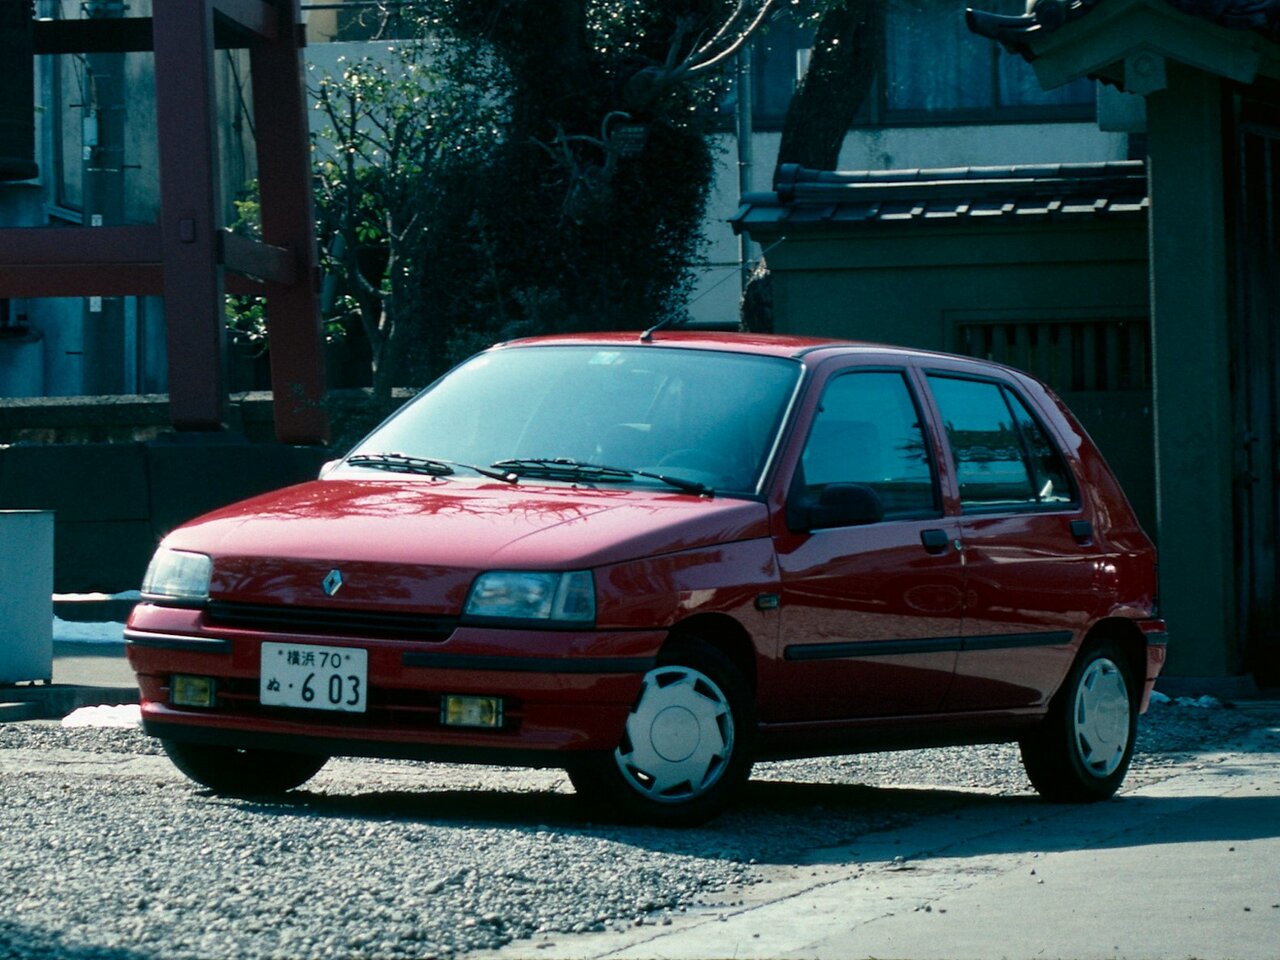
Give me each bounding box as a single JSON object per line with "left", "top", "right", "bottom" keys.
{"left": 926, "top": 374, "right": 1076, "bottom": 511}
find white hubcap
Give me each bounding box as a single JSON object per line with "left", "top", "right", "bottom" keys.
{"left": 1073, "top": 657, "right": 1131, "bottom": 777}
{"left": 615, "top": 665, "right": 733, "bottom": 802}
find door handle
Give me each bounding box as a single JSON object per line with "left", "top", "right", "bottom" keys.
{"left": 1070, "top": 519, "right": 1094, "bottom": 544}
{"left": 920, "top": 528, "right": 950, "bottom": 554}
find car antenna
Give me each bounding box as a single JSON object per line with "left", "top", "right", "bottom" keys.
{"left": 639, "top": 316, "right": 679, "bottom": 343}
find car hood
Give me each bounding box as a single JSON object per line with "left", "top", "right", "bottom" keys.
{"left": 165, "top": 478, "right": 771, "bottom": 613}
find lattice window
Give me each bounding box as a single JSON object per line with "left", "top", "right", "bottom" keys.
{"left": 957, "top": 318, "right": 1151, "bottom": 393}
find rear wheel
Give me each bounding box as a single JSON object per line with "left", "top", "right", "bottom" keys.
{"left": 162, "top": 740, "right": 328, "bottom": 796}
{"left": 569, "top": 639, "right": 754, "bottom": 826}
{"left": 1020, "top": 641, "right": 1136, "bottom": 802}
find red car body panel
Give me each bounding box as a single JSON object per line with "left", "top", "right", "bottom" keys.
{"left": 126, "top": 333, "right": 1165, "bottom": 769}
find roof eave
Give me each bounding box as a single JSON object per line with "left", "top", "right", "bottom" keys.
{"left": 1007, "top": 0, "right": 1280, "bottom": 93}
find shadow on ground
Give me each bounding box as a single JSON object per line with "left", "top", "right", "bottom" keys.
{"left": 210, "top": 751, "right": 1280, "bottom": 867}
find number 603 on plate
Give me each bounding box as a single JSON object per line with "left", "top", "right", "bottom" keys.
{"left": 260, "top": 642, "right": 368, "bottom": 713}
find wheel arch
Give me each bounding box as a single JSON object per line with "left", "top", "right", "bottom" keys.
{"left": 1082, "top": 617, "right": 1148, "bottom": 696}
{"left": 663, "top": 612, "right": 759, "bottom": 694}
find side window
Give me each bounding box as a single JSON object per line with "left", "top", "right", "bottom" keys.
{"left": 801, "top": 371, "right": 938, "bottom": 518}
{"left": 927, "top": 375, "right": 1076, "bottom": 510}
{"left": 1008, "top": 391, "right": 1076, "bottom": 505}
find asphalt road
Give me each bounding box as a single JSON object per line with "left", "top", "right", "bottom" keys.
{"left": 0, "top": 699, "right": 1276, "bottom": 960}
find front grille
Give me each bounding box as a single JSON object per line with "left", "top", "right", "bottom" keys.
{"left": 204, "top": 600, "right": 457, "bottom": 642}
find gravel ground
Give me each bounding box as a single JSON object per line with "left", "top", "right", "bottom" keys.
{"left": 0, "top": 697, "right": 1267, "bottom": 960}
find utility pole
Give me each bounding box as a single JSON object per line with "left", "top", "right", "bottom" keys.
{"left": 81, "top": 0, "right": 127, "bottom": 394}
{"left": 735, "top": 44, "right": 756, "bottom": 293}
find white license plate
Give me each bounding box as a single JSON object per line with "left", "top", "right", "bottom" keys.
{"left": 260, "top": 642, "right": 368, "bottom": 713}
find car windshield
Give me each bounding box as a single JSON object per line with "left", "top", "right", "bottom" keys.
{"left": 344, "top": 344, "right": 802, "bottom": 495}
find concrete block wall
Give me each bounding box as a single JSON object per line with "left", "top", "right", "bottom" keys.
{"left": 0, "top": 440, "right": 330, "bottom": 592}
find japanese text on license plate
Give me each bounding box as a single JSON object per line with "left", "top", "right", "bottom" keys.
{"left": 260, "top": 642, "right": 368, "bottom": 713}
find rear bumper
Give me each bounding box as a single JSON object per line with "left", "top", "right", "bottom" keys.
{"left": 1138, "top": 618, "right": 1168, "bottom": 712}
{"left": 125, "top": 603, "right": 659, "bottom": 758}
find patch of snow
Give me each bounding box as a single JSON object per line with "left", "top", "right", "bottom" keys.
{"left": 54, "top": 591, "right": 142, "bottom": 602}
{"left": 1176, "top": 695, "right": 1223, "bottom": 709}
{"left": 61, "top": 703, "right": 141, "bottom": 728}
{"left": 53, "top": 618, "right": 126, "bottom": 644}
{"left": 1151, "top": 690, "right": 1225, "bottom": 709}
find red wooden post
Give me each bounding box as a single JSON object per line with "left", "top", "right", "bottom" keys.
{"left": 250, "top": 0, "right": 329, "bottom": 445}
{"left": 151, "top": 0, "right": 227, "bottom": 430}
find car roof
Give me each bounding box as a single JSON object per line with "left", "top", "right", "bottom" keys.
{"left": 496, "top": 330, "right": 926, "bottom": 361}
{"left": 494, "top": 330, "right": 1022, "bottom": 376}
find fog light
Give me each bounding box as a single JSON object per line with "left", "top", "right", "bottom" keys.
{"left": 442, "top": 694, "right": 503, "bottom": 728}
{"left": 171, "top": 674, "right": 216, "bottom": 708}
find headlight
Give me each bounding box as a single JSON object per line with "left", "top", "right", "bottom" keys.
{"left": 464, "top": 570, "right": 595, "bottom": 625}
{"left": 141, "top": 548, "right": 212, "bottom": 604}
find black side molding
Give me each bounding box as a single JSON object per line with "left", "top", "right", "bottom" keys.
{"left": 124, "top": 631, "right": 233, "bottom": 654}
{"left": 402, "top": 653, "right": 654, "bottom": 674}
{"left": 785, "top": 630, "right": 1074, "bottom": 661}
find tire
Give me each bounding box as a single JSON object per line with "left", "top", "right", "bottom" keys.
{"left": 568, "top": 639, "right": 755, "bottom": 826}
{"left": 161, "top": 739, "right": 328, "bottom": 796}
{"left": 1020, "top": 641, "right": 1137, "bottom": 802}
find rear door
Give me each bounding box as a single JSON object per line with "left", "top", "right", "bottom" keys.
{"left": 923, "top": 371, "right": 1098, "bottom": 710}
{"left": 773, "top": 366, "right": 963, "bottom": 721}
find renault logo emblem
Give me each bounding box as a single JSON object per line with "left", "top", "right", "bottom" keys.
{"left": 322, "top": 569, "right": 344, "bottom": 597}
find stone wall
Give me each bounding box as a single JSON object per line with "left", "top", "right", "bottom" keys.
{"left": 0, "top": 390, "right": 413, "bottom": 591}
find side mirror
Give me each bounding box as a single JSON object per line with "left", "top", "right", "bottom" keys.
{"left": 790, "top": 483, "right": 885, "bottom": 531}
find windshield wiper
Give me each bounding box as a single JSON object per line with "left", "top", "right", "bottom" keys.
{"left": 346, "top": 452, "right": 518, "bottom": 483}
{"left": 345, "top": 453, "right": 455, "bottom": 476}
{"left": 492, "top": 458, "right": 712, "bottom": 497}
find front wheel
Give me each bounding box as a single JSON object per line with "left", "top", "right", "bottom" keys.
{"left": 569, "top": 640, "right": 754, "bottom": 826}
{"left": 1020, "top": 641, "right": 1136, "bottom": 802}
{"left": 162, "top": 740, "right": 328, "bottom": 796}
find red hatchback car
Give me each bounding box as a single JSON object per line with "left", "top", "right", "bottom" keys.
{"left": 127, "top": 333, "right": 1165, "bottom": 824}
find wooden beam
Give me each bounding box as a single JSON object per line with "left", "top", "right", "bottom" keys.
{"left": 0, "top": 265, "right": 163, "bottom": 297}
{"left": 32, "top": 11, "right": 284, "bottom": 54}
{"left": 212, "top": 0, "right": 278, "bottom": 42}
{"left": 32, "top": 18, "right": 154, "bottom": 54}
{"left": 219, "top": 231, "right": 296, "bottom": 285}
{"left": 0, "top": 224, "right": 161, "bottom": 265}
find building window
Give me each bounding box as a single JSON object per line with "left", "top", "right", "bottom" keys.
{"left": 745, "top": 1, "right": 1094, "bottom": 129}
{"left": 750, "top": 14, "right": 814, "bottom": 128}
{"left": 884, "top": 0, "right": 1094, "bottom": 121}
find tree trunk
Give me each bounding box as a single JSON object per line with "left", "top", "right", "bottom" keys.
{"left": 775, "top": 0, "right": 882, "bottom": 173}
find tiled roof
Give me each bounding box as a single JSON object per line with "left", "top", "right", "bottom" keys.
{"left": 729, "top": 162, "right": 1148, "bottom": 233}
{"left": 967, "top": 0, "right": 1280, "bottom": 52}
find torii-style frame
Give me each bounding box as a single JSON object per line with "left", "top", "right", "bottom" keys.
{"left": 0, "top": 0, "right": 327, "bottom": 444}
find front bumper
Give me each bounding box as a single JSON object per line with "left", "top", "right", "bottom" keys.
{"left": 125, "top": 603, "right": 659, "bottom": 762}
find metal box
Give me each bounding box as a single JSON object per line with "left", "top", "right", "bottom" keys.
{"left": 0, "top": 510, "right": 53, "bottom": 684}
